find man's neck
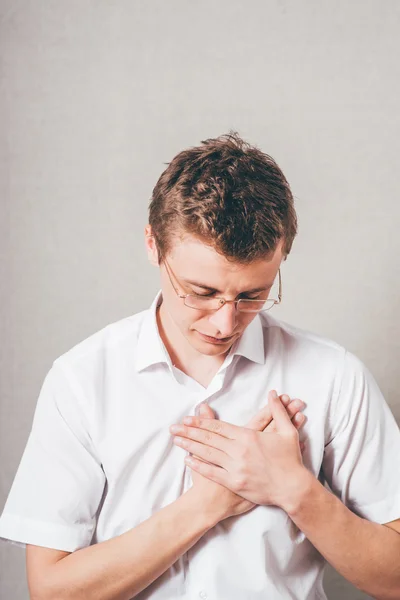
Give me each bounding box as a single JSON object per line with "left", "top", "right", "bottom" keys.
{"left": 156, "top": 303, "right": 229, "bottom": 387}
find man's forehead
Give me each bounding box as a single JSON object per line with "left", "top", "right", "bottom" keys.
{"left": 167, "top": 236, "right": 283, "bottom": 289}
{"left": 168, "top": 235, "right": 284, "bottom": 266}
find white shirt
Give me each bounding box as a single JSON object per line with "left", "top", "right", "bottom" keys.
{"left": 1, "top": 291, "right": 400, "bottom": 600}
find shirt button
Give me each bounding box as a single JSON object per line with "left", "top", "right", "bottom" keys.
{"left": 199, "top": 591, "right": 208, "bottom": 599}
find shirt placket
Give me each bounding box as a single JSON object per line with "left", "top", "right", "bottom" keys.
{"left": 179, "top": 364, "right": 234, "bottom": 600}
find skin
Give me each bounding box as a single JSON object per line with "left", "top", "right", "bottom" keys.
{"left": 145, "top": 225, "right": 284, "bottom": 386}
{"left": 172, "top": 390, "right": 306, "bottom": 509}
{"left": 26, "top": 228, "right": 307, "bottom": 600}
{"left": 171, "top": 397, "right": 400, "bottom": 599}
{"left": 188, "top": 398, "right": 305, "bottom": 515}
{"left": 142, "top": 228, "right": 400, "bottom": 599}
{"left": 27, "top": 226, "right": 400, "bottom": 600}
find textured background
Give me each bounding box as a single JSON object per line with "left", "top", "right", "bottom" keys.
{"left": 1, "top": 1, "right": 400, "bottom": 598}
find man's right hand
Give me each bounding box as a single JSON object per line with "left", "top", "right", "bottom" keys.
{"left": 188, "top": 396, "right": 306, "bottom": 521}
{"left": 248, "top": 394, "right": 307, "bottom": 452}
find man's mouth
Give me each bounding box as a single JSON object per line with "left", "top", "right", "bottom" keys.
{"left": 197, "top": 331, "right": 235, "bottom": 344}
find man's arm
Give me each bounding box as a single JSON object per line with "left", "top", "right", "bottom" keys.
{"left": 29, "top": 487, "right": 232, "bottom": 600}
{"left": 30, "top": 397, "right": 299, "bottom": 600}
{"left": 171, "top": 391, "right": 400, "bottom": 600}
{"left": 284, "top": 472, "right": 400, "bottom": 600}
{"left": 27, "top": 396, "right": 304, "bottom": 600}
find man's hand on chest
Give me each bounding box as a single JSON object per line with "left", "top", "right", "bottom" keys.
{"left": 169, "top": 390, "right": 311, "bottom": 510}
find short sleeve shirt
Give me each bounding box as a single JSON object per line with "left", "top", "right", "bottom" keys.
{"left": 1, "top": 291, "right": 399, "bottom": 600}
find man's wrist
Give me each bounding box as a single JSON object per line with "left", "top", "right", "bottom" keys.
{"left": 279, "top": 467, "right": 317, "bottom": 516}
{"left": 181, "top": 486, "right": 225, "bottom": 530}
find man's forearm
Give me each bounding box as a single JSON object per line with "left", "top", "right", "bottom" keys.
{"left": 284, "top": 470, "right": 400, "bottom": 600}
{"left": 41, "top": 489, "right": 221, "bottom": 600}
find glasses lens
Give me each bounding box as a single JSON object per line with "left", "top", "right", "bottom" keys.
{"left": 184, "top": 296, "right": 277, "bottom": 312}
{"left": 237, "top": 299, "right": 275, "bottom": 313}
{"left": 184, "top": 295, "right": 224, "bottom": 311}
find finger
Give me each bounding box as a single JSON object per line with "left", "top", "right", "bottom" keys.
{"left": 180, "top": 415, "right": 241, "bottom": 440}
{"left": 287, "top": 400, "right": 307, "bottom": 432}
{"left": 245, "top": 404, "right": 272, "bottom": 430}
{"left": 245, "top": 394, "right": 290, "bottom": 431}
{"left": 292, "top": 411, "right": 307, "bottom": 431}
{"left": 196, "top": 402, "right": 215, "bottom": 419}
{"left": 280, "top": 394, "right": 291, "bottom": 407}
{"left": 184, "top": 455, "right": 231, "bottom": 487}
{"left": 174, "top": 436, "right": 229, "bottom": 468}
{"left": 264, "top": 398, "right": 305, "bottom": 433}
{"left": 170, "top": 422, "right": 232, "bottom": 454}
{"left": 268, "top": 390, "right": 295, "bottom": 432}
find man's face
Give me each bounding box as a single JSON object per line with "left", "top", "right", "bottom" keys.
{"left": 146, "top": 230, "right": 284, "bottom": 359}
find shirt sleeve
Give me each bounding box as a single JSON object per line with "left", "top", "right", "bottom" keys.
{"left": 322, "top": 351, "right": 400, "bottom": 524}
{"left": 0, "top": 361, "right": 106, "bottom": 552}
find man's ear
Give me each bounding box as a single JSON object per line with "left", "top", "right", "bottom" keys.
{"left": 144, "top": 225, "right": 159, "bottom": 267}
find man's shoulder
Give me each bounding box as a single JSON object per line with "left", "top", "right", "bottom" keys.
{"left": 53, "top": 306, "right": 149, "bottom": 373}
{"left": 258, "top": 314, "right": 371, "bottom": 393}
{"left": 260, "top": 312, "right": 346, "bottom": 357}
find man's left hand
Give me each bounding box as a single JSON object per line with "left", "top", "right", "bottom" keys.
{"left": 169, "top": 390, "right": 310, "bottom": 510}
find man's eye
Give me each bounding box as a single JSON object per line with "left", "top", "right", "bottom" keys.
{"left": 192, "top": 291, "right": 215, "bottom": 297}
{"left": 191, "top": 291, "right": 263, "bottom": 300}
{"left": 240, "top": 295, "right": 261, "bottom": 301}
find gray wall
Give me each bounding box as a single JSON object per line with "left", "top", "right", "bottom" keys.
{"left": 1, "top": 1, "right": 399, "bottom": 598}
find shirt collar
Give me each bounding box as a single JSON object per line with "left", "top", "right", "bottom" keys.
{"left": 134, "top": 290, "right": 170, "bottom": 372}
{"left": 134, "top": 290, "right": 266, "bottom": 373}
{"left": 229, "top": 311, "right": 266, "bottom": 365}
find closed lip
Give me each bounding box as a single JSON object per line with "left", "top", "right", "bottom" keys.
{"left": 197, "top": 331, "right": 235, "bottom": 343}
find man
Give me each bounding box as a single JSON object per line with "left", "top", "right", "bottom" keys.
{"left": 0, "top": 133, "right": 399, "bottom": 600}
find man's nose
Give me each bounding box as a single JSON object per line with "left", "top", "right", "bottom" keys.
{"left": 208, "top": 301, "right": 238, "bottom": 337}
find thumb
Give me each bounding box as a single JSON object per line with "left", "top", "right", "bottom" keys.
{"left": 245, "top": 394, "right": 290, "bottom": 431}
{"left": 268, "top": 390, "right": 293, "bottom": 432}
{"left": 197, "top": 401, "right": 215, "bottom": 419}
{"left": 245, "top": 404, "right": 272, "bottom": 431}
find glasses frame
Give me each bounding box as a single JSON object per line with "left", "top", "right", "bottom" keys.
{"left": 163, "top": 258, "right": 282, "bottom": 313}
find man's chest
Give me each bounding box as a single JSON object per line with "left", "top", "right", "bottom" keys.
{"left": 93, "top": 360, "right": 331, "bottom": 507}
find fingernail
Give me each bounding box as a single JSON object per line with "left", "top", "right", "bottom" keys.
{"left": 195, "top": 403, "right": 205, "bottom": 416}
{"left": 270, "top": 390, "right": 278, "bottom": 399}
{"left": 174, "top": 437, "right": 187, "bottom": 447}
{"left": 199, "top": 402, "right": 209, "bottom": 416}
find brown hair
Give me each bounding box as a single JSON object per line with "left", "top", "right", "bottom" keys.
{"left": 148, "top": 132, "right": 297, "bottom": 264}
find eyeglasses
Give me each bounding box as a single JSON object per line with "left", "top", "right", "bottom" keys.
{"left": 163, "top": 259, "right": 282, "bottom": 313}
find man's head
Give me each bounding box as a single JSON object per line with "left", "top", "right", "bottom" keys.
{"left": 145, "top": 132, "right": 297, "bottom": 359}
{"left": 148, "top": 132, "right": 297, "bottom": 264}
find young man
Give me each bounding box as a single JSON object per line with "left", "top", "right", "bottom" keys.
{"left": 0, "top": 133, "right": 399, "bottom": 600}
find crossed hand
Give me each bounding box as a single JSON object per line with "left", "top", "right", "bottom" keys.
{"left": 169, "top": 391, "right": 308, "bottom": 512}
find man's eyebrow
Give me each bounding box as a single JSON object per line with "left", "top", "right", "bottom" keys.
{"left": 182, "top": 279, "right": 273, "bottom": 294}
